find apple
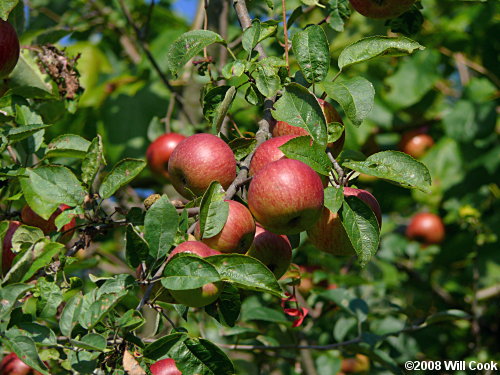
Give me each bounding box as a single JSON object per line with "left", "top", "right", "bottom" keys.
{"left": 247, "top": 159, "right": 324, "bottom": 235}
{"left": 21, "top": 204, "right": 76, "bottom": 240}
{"left": 195, "top": 200, "right": 255, "bottom": 254}
{"left": 308, "top": 187, "right": 381, "bottom": 255}
{"left": 0, "top": 353, "right": 42, "bottom": 375}
{"left": 168, "top": 133, "right": 236, "bottom": 198}
{"left": 167, "top": 241, "right": 223, "bottom": 308}
{"left": 2, "top": 221, "right": 21, "bottom": 276}
{"left": 341, "top": 354, "right": 370, "bottom": 373}
{"left": 0, "top": 20, "right": 20, "bottom": 79}
{"left": 249, "top": 135, "right": 298, "bottom": 176}
{"left": 349, "top": 0, "right": 416, "bottom": 19}
{"left": 271, "top": 99, "right": 345, "bottom": 157}
{"left": 406, "top": 212, "right": 445, "bottom": 244}
{"left": 246, "top": 224, "right": 292, "bottom": 279}
{"left": 399, "top": 130, "right": 434, "bottom": 158}
{"left": 146, "top": 133, "right": 186, "bottom": 180}
{"left": 150, "top": 358, "right": 182, "bottom": 375}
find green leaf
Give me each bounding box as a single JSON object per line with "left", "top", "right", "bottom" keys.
{"left": 45, "top": 134, "right": 91, "bottom": 159}
{"left": 242, "top": 19, "right": 278, "bottom": 52}
{"left": 425, "top": 309, "right": 470, "bottom": 325}
{"left": 166, "top": 30, "right": 225, "bottom": 76}
{"left": 37, "top": 278, "right": 63, "bottom": 319}
{"left": 245, "top": 83, "right": 264, "bottom": 105}
{"left": 343, "top": 151, "right": 432, "bottom": 192}
{"left": 272, "top": 83, "right": 328, "bottom": 147}
{"left": 6, "top": 124, "right": 50, "bottom": 144}
{"left": 125, "top": 224, "right": 149, "bottom": 268}
{"left": 340, "top": 196, "right": 380, "bottom": 268}
{"left": 242, "top": 306, "right": 288, "bottom": 323}
{"left": 144, "top": 195, "right": 178, "bottom": 259}
{"left": 20, "top": 166, "right": 86, "bottom": 220}
{"left": 4, "top": 336, "right": 49, "bottom": 374}
{"left": 10, "top": 323, "right": 57, "bottom": 345}
{"left": 203, "top": 86, "right": 236, "bottom": 134}
{"left": 279, "top": 136, "right": 332, "bottom": 175}
{"left": 116, "top": 309, "right": 145, "bottom": 330}
{"left": 324, "top": 186, "right": 344, "bottom": 214}
{"left": 169, "top": 337, "right": 235, "bottom": 375}
{"left": 321, "top": 77, "right": 374, "bottom": 126}
{"left": 9, "top": 55, "right": 55, "bottom": 99}
{"left": 338, "top": 35, "right": 425, "bottom": 71}
{"left": 85, "top": 292, "right": 128, "bottom": 329}
{"left": 82, "top": 135, "right": 105, "bottom": 188}
{"left": 162, "top": 254, "right": 222, "bottom": 290}
{"left": 20, "top": 241, "right": 64, "bottom": 282}
{"left": 205, "top": 283, "right": 241, "bottom": 327}
{"left": 228, "top": 138, "right": 257, "bottom": 161}
{"left": 222, "top": 60, "right": 246, "bottom": 79}
{"left": 71, "top": 333, "right": 107, "bottom": 352}
{"left": 0, "top": 284, "right": 33, "bottom": 321}
{"left": 59, "top": 293, "right": 83, "bottom": 337}
{"left": 333, "top": 316, "right": 357, "bottom": 341}
{"left": 98, "top": 158, "right": 146, "bottom": 199}
{"left": 0, "top": 1, "right": 18, "bottom": 20}
{"left": 292, "top": 25, "right": 330, "bottom": 83}
{"left": 143, "top": 333, "right": 187, "bottom": 360}
{"left": 207, "top": 254, "right": 284, "bottom": 298}
{"left": 198, "top": 182, "right": 229, "bottom": 239}
{"left": 328, "top": 0, "right": 351, "bottom": 32}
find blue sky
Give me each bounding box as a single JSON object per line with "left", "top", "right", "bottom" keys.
{"left": 172, "top": 0, "right": 198, "bottom": 22}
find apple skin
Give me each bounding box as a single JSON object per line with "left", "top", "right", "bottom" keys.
{"left": 271, "top": 99, "right": 345, "bottom": 158}
{"left": 349, "top": 0, "right": 416, "bottom": 19}
{"left": 0, "top": 353, "right": 43, "bottom": 375}
{"left": 168, "top": 134, "right": 236, "bottom": 198}
{"left": 0, "top": 20, "right": 20, "bottom": 79}
{"left": 308, "top": 188, "right": 381, "bottom": 255}
{"left": 406, "top": 213, "right": 445, "bottom": 244}
{"left": 21, "top": 204, "right": 76, "bottom": 241}
{"left": 150, "top": 358, "right": 182, "bottom": 375}
{"left": 246, "top": 224, "right": 292, "bottom": 279}
{"left": 167, "top": 241, "right": 223, "bottom": 308}
{"left": 146, "top": 133, "right": 186, "bottom": 180}
{"left": 249, "top": 135, "right": 298, "bottom": 176}
{"left": 341, "top": 354, "right": 370, "bottom": 373}
{"left": 247, "top": 159, "right": 324, "bottom": 235}
{"left": 195, "top": 200, "right": 256, "bottom": 254}
{"left": 2, "top": 221, "right": 21, "bottom": 276}
{"left": 399, "top": 130, "right": 434, "bottom": 158}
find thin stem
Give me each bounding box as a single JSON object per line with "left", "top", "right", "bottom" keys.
{"left": 281, "top": 0, "right": 290, "bottom": 73}
{"left": 136, "top": 261, "right": 168, "bottom": 310}
{"left": 327, "top": 150, "right": 345, "bottom": 185}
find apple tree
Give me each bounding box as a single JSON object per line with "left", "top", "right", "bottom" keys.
{"left": 1, "top": 0, "right": 498, "bottom": 374}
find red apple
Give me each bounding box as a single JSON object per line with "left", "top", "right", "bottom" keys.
{"left": 195, "top": 200, "right": 255, "bottom": 254}
{"left": 246, "top": 224, "right": 292, "bottom": 278}
{"left": 308, "top": 187, "right": 381, "bottom": 255}
{"left": 247, "top": 159, "right": 324, "bottom": 235}
{"left": 349, "top": 0, "right": 416, "bottom": 19}
{"left": 406, "top": 213, "right": 445, "bottom": 244}
{"left": 146, "top": 133, "right": 186, "bottom": 180}
{"left": 271, "top": 99, "right": 345, "bottom": 157}
{"left": 0, "top": 20, "right": 20, "bottom": 79}
{"left": 168, "top": 134, "right": 237, "bottom": 198}
{"left": 21, "top": 204, "right": 76, "bottom": 240}
{"left": 249, "top": 135, "right": 298, "bottom": 176}
{"left": 399, "top": 130, "right": 434, "bottom": 158}
{"left": 0, "top": 353, "right": 42, "bottom": 375}
{"left": 150, "top": 358, "right": 182, "bottom": 375}
{"left": 2, "top": 221, "right": 21, "bottom": 276}
{"left": 167, "top": 241, "right": 223, "bottom": 308}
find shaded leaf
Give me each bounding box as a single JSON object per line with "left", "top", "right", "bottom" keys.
{"left": 144, "top": 195, "right": 178, "bottom": 259}
{"left": 162, "top": 254, "right": 221, "bottom": 290}
{"left": 99, "top": 158, "right": 146, "bottom": 199}
{"left": 199, "top": 182, "right": 229, "bottom": 239}
{"left": 279, "top": 136, "right": 332, "bottom": 175}
{"left": 292, "top": 25, "right": 330, "bottom": 83}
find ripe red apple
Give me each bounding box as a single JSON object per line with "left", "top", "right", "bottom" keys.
{"left": 146, "top": 133, "right": 186, "bottom": 180}
{"left": 399, "top": 130, "right": 434, "bottom": 159}
{"left": 246, "top": 224, "right": 292, "bottom": 279}
{"left": 406, "top": 213, "right": 445, "bottom": 244}
{"left": 167, "top": 241, "right": 223, "bottom": 308}
{"left": 249, "top": 135, "right": 298, "bottom": 176}
{"left": 195, "top": 200, "right": 256, "bottom": 253}
{"left": 21, "top": 204, "right": 76, "bottom": 240}
{"left": 0, "top": 20, "right": 20, "bottom": 79}
{"left": 247, "top": 159, "right": 324, "bottom": 235}
{"left": 168, "top": 133, "right": 236, "bottom": 198}
{"left": 0, "top": 353, "right": 42, "bottom": 375}
{"left": 349, "top": 0, "right": 416, "bottom": 19}
{"left": 271, "top": 99, "right": 345, "bottom": 157}
{"left": 150, "top": 358, "right": 182, "bottom": 375}
{"left": 308, "top": 187, "right": 381, "bottom": 255}
{"left": 2, "top": 221, "right": 21, "bottom": 276}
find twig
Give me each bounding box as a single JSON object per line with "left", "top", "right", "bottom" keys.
{"left": 6, "top": 146, "right": 18, "bottom": 164}
{"left": 281, "top": 0, "right": 290, "bottom": 73}
{"left": 233, "top": 0, "right": 267, "bottom": 59}
{"left": 136, "top": 262, "right": 168, "bottom": 310}
{"left": 187, "top": 221, "right": 198, "bottom": 235}
{"left": 327, "top": 150, "right": 345, "bottom": 185}
{"left": 176, "top": 207, "right": 200, "bottom": 216}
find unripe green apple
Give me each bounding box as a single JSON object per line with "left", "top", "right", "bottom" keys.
{"left": 146, "top": 133, "right": 186, "bottom": 180}
{"left": 349, "top": 0, "right": 416, "bottom": 19}
{"left": 0, "top": 20, "right": 20, "bottom": 79}
{"left": 21, "top": 204, "right": 76, "bottom": 241}
{"left": 247, "top": 159, "right": 324, "bottom": 235}
{"left": 406, "top": 212, "right": 445, "bottom": 244}
{"left": 399, "top": 129, "right": 434, "bottom": 159}
{"left": 2, "top": 221, "right": 21, "bottom": 276}
{"left": 0, "top": 352, "right": 43, "bottom": 375}
{"left": 195, "top": 200, "right": 255, "bottom": 254}
{"left": 246, "top": 224, "right": 292, "bottom": 279}
{"left": 150, "top": 358, "right": 182, "bottom": 375}
{"left": 168, "top": 133, "right": 236, "bottom": 198}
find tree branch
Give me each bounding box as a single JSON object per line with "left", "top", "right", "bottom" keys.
{"left": 233, "top": 0, "right": 267, "bottom": 59}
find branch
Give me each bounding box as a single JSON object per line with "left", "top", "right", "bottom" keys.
{"left": 136, "top": 261, "right": 168, "bottom": 310}
{"left": 327, "top": 150, "right": 345, "bottom": 185}
{"left": 281, "top": 0, "right": 290, "bottom": 73}
{"left": 233, "top": 0, "right": 267, "bottom": 59}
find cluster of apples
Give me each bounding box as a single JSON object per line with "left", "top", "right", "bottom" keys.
{"left": 2, "top": 205, "right": 76, "bottom": 276}
{"left": 0, "top": 19, "right": 20, "bottom": 79}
